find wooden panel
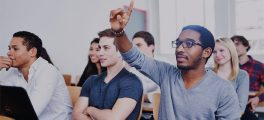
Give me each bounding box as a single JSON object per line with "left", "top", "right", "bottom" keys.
{"left": 153, "top": 93, "right": 160, "bottom": 120}
{"left": 67, "top": 86, "right": 81, "bottom": 106}
{"left": 63, "top": 74, "right": 71, "bottom": 86}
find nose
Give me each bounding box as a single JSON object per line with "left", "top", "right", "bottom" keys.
{"left": 214, "top": 51, "right": 222, "bottom": 59}
{"left": 98, "top": 49, "right": 104, "bottom": 56}
{"left": 176, "top": 43, "right": 184, "bottom": 52}
{"left": 90, "top": 50, "right": 96, "bottom": 56}
{"left": 7, "top": 50, "right": 12, "bottom": 57}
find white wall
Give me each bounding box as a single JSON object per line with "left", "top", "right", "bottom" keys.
{"left": 1, "top": 0, "right": 263, "bottom": 82}
{"left": 0, "top": 0, "right": 152, "bottom": 82}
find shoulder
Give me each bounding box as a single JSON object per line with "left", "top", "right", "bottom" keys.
{"left": 120, "top": 69, "right": 142, "bottom": 86}
{"left": 36, "top": 58, "right": 59, "bottom": 73}
{"left": 206, "top": 69, "right": 230, "bottom": 85}
{"left": 82, "top": 74, "right": 102, "bottom": 86}
{"left": 250, "top": 57, "right": 264, "bottom": 67}
{"left": 238, "top": 69, "right": 249, "bottom": 76}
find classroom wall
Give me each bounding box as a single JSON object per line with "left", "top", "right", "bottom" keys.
{"left": 0, "top": 0, "right": 263, "bottom": 82}
{"left": 0, "top": 0, "right": 152, "bottom": 82}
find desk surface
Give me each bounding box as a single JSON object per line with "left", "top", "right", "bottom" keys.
{"left": 0, "top": 116, "right": 14, "bottom": 120}
{"left": 143, "top": 102, "right": 153, "bottom": 112}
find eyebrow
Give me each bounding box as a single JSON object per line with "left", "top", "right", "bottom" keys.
{"left": 8, "top": 45, "right": 18, "bottom": 48}
{"left": 101, "top": 44, "right": 111, "bottom": 48}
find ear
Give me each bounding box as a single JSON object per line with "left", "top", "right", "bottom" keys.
{"left": 29, "top": 47, "right": 38, "bottom": 57}
{"left": 149, "top": 45, "right": 155, "bottom": 53}
{"left": 202, "top": 47, "right": 212, "bottom": 59}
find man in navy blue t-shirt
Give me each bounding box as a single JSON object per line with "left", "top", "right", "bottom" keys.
{"left": 72, "top": 29, "right": 143, "bottom": 120}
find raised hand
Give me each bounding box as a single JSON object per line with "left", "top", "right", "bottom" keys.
{"left": 0, "top": 56, "right": 12, "bottom": 70}
{"left": 110, "top": 0, "right": 134, "bottom": 31}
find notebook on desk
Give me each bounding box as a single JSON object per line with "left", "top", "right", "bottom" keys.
{"left": 0, "top": 85, "right": 38, "bottom": 120}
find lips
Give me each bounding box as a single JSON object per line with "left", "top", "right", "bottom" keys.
{"left": 100, "top": 58, "right": 106, "bottom": 63}
{"left": 215, "top": 57, "right": 223, "bottom": 62}
{"left": 176, "top": 54, "right": 188, "bottom": 63}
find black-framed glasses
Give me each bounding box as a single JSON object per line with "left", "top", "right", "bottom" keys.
{"left": 172, "top": 39, "right": 203, "bottom": 48}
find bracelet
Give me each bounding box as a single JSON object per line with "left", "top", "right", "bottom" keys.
{"left": 111, "top": 29, "right": 124, "bottom": 37}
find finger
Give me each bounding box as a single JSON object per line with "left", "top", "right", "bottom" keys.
{"left": 127, "top": 0, "right": 134, "bottom": 16}
{"left": 0, "top": 63, "right": 10, "bottom": 69}
{"left": 116, "top": 15, "right": 122, "bottom": 23}
{"left": 110, "top": 8, "right": 124, "bottom": 19}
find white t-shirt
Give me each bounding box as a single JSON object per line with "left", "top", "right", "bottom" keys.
{"left": 127, "top": 54, "right": 172, "bottom": 103}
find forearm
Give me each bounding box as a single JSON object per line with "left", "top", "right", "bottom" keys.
{"left": 72, "top": 113, "right": 92, "bottom": 120}
{"left": 87, "top": 107, "right": 123, "bottom": 120}
{"left": 115, "top": 33, "right": 133, "bottom": 53}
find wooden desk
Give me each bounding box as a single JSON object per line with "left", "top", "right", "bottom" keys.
{"left": 0, "top": 116, "right": 14, "bottom": 120}
{"left": 143, "top": 102, "right": 153, "bottom": 112}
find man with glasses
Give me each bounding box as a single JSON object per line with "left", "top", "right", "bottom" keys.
{"left": 107, "top": 0, "right": 240, "bottom": 119}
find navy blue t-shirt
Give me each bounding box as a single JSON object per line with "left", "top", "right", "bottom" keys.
{"left": 80, "top": 68, "right": 143, "bottom": 120}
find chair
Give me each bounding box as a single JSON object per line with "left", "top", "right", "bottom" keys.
{"left": 153, "top": 93, "right": 160, "bottom": 120}
{"left": 138, "top": 96, "right": 145, "bottom": 120}
{"left": 67, "top": 86, "right": 81, "bottom": 106}
{"left": 63, "top": 74, "right": 71, "bottom": 86}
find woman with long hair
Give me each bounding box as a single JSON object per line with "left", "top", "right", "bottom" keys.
{"left": 213, "top": 37, "right": 249, "bottom": 114}
{"left": 77, "top": 38, "right": 106, "bottom": 86}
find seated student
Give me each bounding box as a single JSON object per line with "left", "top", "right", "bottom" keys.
{"left": 72, "top": 29, "right": 143, "bottom": 120}
{"left": 128, "top": 31, "right": 173, "bottom": 103}
{"left": 231, "top": 35, "right": 264, "bottom": 111}
{"left": 108, "top": 1, "right": 240, "bottom": 119}
{"left": 0, "top": 31, "right": 72, "bottom": 120}
{"left": 77, "top": 38, "right": 106, "bottom": 87}
{"left": 212, "top": 37, "right": 249, "bottom": 114}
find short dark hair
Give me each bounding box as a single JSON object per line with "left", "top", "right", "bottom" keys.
{"left": 132, "top": 31, "right": 155, "bottom": 46}
{"left": 231, "top": 35, "right": 250, "bottom": 51}
{"left": 13, "top": 31, "right": 42, "bottom": 58}
{"left": 98, "top": 29, "right": 118, "bottom": 50}
{"left": 182, "top": 25, "right": 215, "bottom": 63}
{"left": 98, "top": 29, "right": 116, "bottom": 38}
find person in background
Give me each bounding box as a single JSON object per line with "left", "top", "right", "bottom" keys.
{"left": 212, "top": 37, "right": 249, "bottom": 113}
{"left": 129, "top": 31, "right": 160, "bottom": 103}
{"left": 108, "top": 0, "right": 240, "bottom": 119}
{"left": 231, "top": 35, "right": 264, "bottom": 110}
{"left": 72, "top": 29, "right": 143, "bottom": 120}
{"left": 0, "top": 31, "right": 72, "bottom": 120}
{"left": 77, "top": 38, "right": 106, "bottom": 87}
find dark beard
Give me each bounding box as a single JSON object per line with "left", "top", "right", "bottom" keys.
{"left": 177, "top": 55, "right": 203, "bottom": 71}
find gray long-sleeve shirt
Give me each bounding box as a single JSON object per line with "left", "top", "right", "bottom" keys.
{"left": 231, "top": 69, "right": 249, "bottom": 113}
{"left": 122, "top": 46, "right": 240, "bottom": 120}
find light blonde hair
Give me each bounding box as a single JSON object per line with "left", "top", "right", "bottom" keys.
{"left": 213, "top": 37, "right": 239, "bottom": 80}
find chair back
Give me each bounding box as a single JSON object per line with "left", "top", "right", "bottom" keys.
{"left": 137, "top": 96, "right": 144, "bottom": 120}
{"left": 63, "top": 74, "right": 71, "bottom": 86}
{"left": 153, "top": 93, "right": 160, "bottom": 120}
{"left": 67, "top": 86, "right": 81, "bottom": 106}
